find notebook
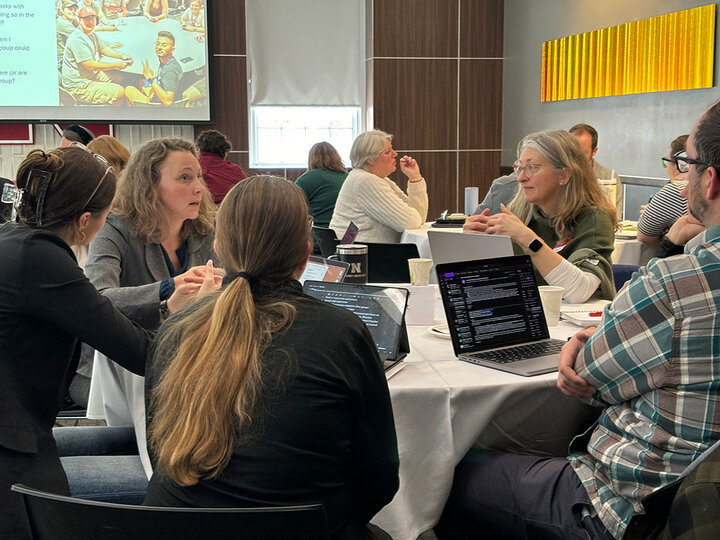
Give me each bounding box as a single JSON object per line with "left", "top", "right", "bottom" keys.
{"left": 436, "top": 255, "right": 565, "bottom": 376}
{"left": 298, "top": 255, "right": 350, "bottom": 285}
{"left": 428, "top": 230, "right": 513, "bottom": 265}
{"left": 302, "top": 281, "right": 410, "bottom": 377}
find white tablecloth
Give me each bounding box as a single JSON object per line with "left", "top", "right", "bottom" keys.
{"left": 87, "top": 288, "right": 599, "bottom": 540}
{"left": 402, "top": 224, "right": 661, "bottom": 267}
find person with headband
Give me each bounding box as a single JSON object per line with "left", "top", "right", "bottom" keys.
{"left": 144, "top": 176, "right": 398, "bottom": 540}
{"left": 464, "top": 129, "right": 618, "bottom": 303}
{"left": 0, "top": 145, "right": 212, "bottom": 538}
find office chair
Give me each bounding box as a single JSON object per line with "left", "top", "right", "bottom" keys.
{"left": 12, "top": 484, "right": 331, "bottom": 540}
{"left": 364, "top": 242, "right": 420, "bottom": 283}
{"left": 311, "top": 226, "right": 340, "bottom": 258}
{"left": 612, "top": 264, "right": 640, "bottom": 290}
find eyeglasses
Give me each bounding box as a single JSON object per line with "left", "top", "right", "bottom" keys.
{"left": 307, "top": 215, "right": 314, "bottom": 229}
{"left": 513, "top": 161, "right": 544, "bottom": 178}
{"left": 72, "top": 142, "right": 114, "bottom": 208}
{"left": 674, "top": 152, "right": 713, "bottom": 174}
{"left": 661, "top": 151, "right": 688, "bottom": 171}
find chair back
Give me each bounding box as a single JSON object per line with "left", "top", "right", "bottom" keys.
{"left": 364, "top": 242, "right": 420, "bottom": 283}
{"left": 612, "top": 264, "right": 640, "bottom": 290}
{"left": 311, "top": 226, "right": 340, "bottom": 258}
{"left": 11, "top": 484, "right": 330, "bottom": 540}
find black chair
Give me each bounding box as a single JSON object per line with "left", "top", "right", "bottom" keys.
{"left": 364, "top": 242, "right": 421, "bottom": 283}
{"left": 612, "top": 264, "right": 640, "bottom": 290}
{"left": 11, "top": 484, "right": 331, "bottom": 540}
{"left": 312, "top": 226, "right": 340, "bottom": 258}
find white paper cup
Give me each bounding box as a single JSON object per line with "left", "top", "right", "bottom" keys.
{"left": 408, "top": 258, "right": 432, "bottom": 286}
{"left": 538, "top": 285, "right": 564, "bottom": 327}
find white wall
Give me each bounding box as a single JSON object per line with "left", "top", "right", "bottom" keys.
{"left": 502, "top": 0, "right": 720, "bottom": 177}
{"left": 0, "top": 123, "right": 194, "bottom": 180}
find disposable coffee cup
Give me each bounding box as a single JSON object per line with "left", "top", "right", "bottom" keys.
{"left": 597, "top": 178, "right": 616, "bottom": 207}
{"left": 464, "top": 187, "right": 479, "bottom": 216}
{"left": 538, "top": 285, "right": 564, "bottom": 327}
{"left": 408, "top": 258, "right": 432, "bottom": 286}
{"left": 330, "top": 244, "right": 368, "bottom": 284}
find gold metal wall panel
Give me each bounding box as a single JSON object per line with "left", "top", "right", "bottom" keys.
{"left": 541, "top": 4, "right": 715, "bottom": 102}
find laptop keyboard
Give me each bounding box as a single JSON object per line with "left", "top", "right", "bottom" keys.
{"left": 465, "top": 339, "right": 566, "bottom": 364}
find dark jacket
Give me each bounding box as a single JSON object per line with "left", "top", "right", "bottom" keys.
{"left": 0, "top": 223, "right": 150, "bottom": 539}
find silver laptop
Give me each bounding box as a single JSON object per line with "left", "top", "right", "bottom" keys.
{"left": 428, "top": 230, "right": 513, "bottom": 264}
{"left": 436, "top": 255, "right": 565, "bottom": 376}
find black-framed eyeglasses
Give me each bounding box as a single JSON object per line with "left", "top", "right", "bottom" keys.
{"left": 674, "top": 152, "right": 712, "bottom": 174}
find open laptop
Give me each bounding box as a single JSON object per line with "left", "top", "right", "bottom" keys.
{"left": 298, "top": 255, "right": 350, "bottom": 285}
{"left": 303, "top": 281, "right": 410, "bottom": 378}
{"left": 428, "top": 230, "right": 513, "bottom": 265}
{"left": 436, "top": 255, "right": 565, "bottom": 376}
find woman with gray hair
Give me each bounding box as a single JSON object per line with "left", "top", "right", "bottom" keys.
{"left": 330, "top": 129, "right": 428, "bottom": 243}
{"left": 464, "top": 129, "right": 618, "bottom": 302}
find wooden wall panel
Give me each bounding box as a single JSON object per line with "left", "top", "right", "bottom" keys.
{"left": 210, "top": 0, "right": 245, "bottom": 55}
{"left": 459, "top": 151, "right": 503, "bottom": 210}
{"left": 373, "top": 59, "right": 457, "bottom": 150}
{"left": 373, "top": 0, "right": 458, "bottom": 58}
{"left": 459, "top": 59, "right": 503, "bottom": 149}
{"left": 195, "top": 56, "right": 247, "bottom": 152}
{"left": 389, "top": 151, "right": 456, "bottom": 220}
{"left": 460, "top": 0, "right": 504, "bottom": 57}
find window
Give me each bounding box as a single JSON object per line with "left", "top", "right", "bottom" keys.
{"left": 250, "top": 106, "right": 361, "bottom": 168}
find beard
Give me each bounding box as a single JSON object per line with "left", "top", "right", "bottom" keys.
{"left": 688, "top": 177, "right": 708, "bottom": 224}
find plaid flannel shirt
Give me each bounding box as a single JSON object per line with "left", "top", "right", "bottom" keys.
{"left": 568, "top": 225, "right": 720, "bottom": 539}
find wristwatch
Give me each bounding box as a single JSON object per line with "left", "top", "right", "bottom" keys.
{"left": 159, "top": 299, "right": 170, "bottom": 320}
{"left": 528, "top": 238, "right": 543, "bottom": 253}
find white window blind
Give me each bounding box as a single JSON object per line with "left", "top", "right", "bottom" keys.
{"left": 246, "top": 0, "right": 364, "bottom": 107}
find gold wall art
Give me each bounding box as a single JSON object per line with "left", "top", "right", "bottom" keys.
{"left": 541, "top": 4, "right": 716, "bottom": 102}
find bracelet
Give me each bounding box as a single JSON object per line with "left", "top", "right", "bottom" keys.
{"left": 408, "top": 177, "right": 424, "bottom": 183}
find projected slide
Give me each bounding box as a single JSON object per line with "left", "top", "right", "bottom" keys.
{"left": 0, "top": 1, "right": 211, "bottom": 122}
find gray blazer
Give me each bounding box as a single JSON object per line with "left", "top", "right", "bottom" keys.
{"left": 86, "top": 214, "right": 216, "bottom": 329}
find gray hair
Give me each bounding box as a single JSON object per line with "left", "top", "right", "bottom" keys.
{"left": 350, "top": 129, "right": 393, "bottom": 171}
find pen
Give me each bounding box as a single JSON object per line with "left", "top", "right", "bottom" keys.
{"left": 589, "top": 311, "right": 603, "bottom": 317}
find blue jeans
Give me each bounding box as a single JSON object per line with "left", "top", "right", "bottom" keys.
{"left": 53, "top": 426, "right": 148, "bottom": 505}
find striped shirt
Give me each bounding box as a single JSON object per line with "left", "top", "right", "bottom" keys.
{"left": 637, "top": 181, "right": 687, "bottom": 238}
{"left": 568, "top": 224, "right": 720, "bottom": 539}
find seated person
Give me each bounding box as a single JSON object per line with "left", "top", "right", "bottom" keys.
{"left": 85, "top": 137, "right": 219, "bottom": 477}
{"left": 196, "top": 129, "right": 248, "bottom": 204}
{"left": 180, "top": 0, "right": 205, "bottom": 33}
{"left": 437, "top": 100, "right": 720, "bottom": 540}
{"left": 56, "top": 1, "right": 79, "bottom": 71}
{"left": 125, "top": 31, "right": 182, "bottom": 106}
{"left": 330, "top": 129, "right": 428, "bottom": 243}
{"left": 78, "top": 0, "right": 118, "bottom": 30}
{"left": 464, "top": 130, "right": 618, "bottom": 303}
{"left": 61, "top": 6, "right": 131, "bottom": 105}
{"left": 101, "top": 0, "right": 127, "bottom": 20}
{"left": 296, "top": 141, "right": 348, "bottom": 229}
{"left": 143, "top": 0, "right": 168, "bottom": 22}
{"left": 60, "top": 124, "right": 95, "bottom": 147}
{"left": 144, "top": 176, "right": 399, "bottom": 540}
{"left": 637, "top": 135, "right": 691, "bottom": 248}
{"left": 570, "top": 123, "right": 623, "bottom": 219}
{"left": 472, "top": 172, "right": 518, "bottom": 216}
{"left": 87, "top": 134, "right": 131, "bottom": 173}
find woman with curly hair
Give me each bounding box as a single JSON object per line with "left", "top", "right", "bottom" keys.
{"left": 84, "top": 137, "right": 222, "bottom": 478}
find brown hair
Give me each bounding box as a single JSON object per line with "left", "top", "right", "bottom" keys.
{"left": 113, "top": 137, "right": 214, "bottom": 244}
{"left": 509, "top": 130, "right": 619, "bottom": 240}
{"left": 88, "top": 135, "right": 131, "bottom": 174}
{"left": 569, "top": 123, "right": 598, "bottom": 150}
{"left": 149, "top": 175, "right": 311, "bottom": 486}
{"left": 669, "top": 134, "right": 689, "bottom": 157}
{"left": 307, "top": 142, "right": 346, "bottom": 173}
{"left": 15, "top": 146, "right": 115, "bottom": 233}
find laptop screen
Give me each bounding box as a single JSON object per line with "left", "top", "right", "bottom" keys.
{"left": 303, "top": 281, "right": 408, "bottom": 363}
{"left": 436, "top": 255, "right": 549, "bottom": 353}
{"left": 298, "top": 256, "right": 349, "bottom": 285}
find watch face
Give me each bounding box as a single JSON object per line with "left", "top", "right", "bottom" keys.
{"left": 529, "top": 239, "right": 543, "bottom": 253}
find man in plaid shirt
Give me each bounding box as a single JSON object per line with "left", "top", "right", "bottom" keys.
{"left": 437, "top": 101, "right": 720, "bottom": 540}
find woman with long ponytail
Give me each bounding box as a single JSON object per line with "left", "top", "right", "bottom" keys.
{"left": 145, "top": 176, "right": 398, "bottom": 539}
